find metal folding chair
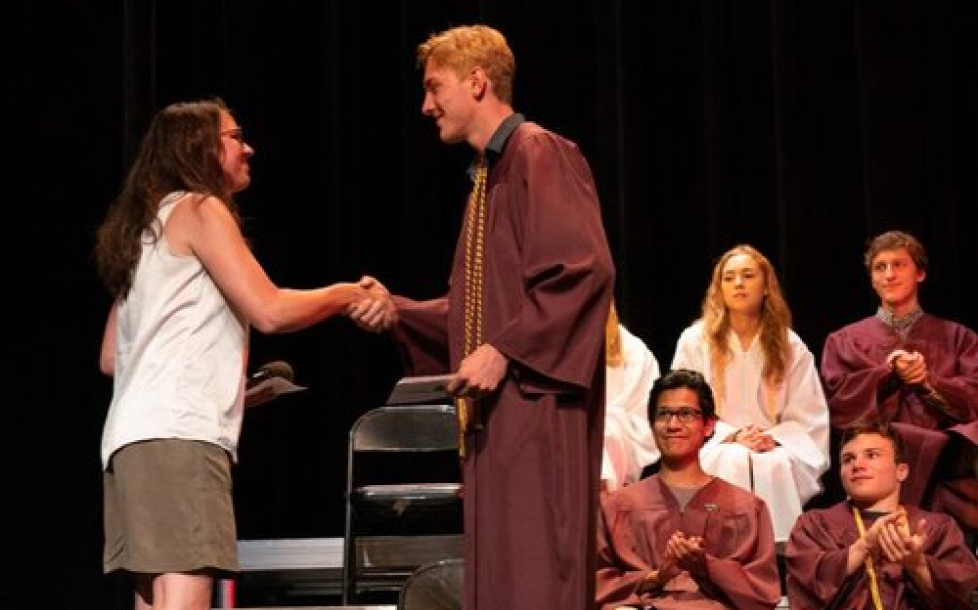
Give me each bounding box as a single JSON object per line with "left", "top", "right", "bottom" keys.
{"left": 341, "top": 404, "right": 463, "bottom": 604}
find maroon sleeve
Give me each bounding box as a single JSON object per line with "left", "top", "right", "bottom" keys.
{"left": 923, "top": 320, "right": 978, "bottom": 424}
{"left": 820, "top": 326, "right": 902, "bottom": 428}
{"left": 487, "top": 131, "right": 614, "bottom": 393}
{"left": 594, "top": 493, "right": 648, "bottom": 610}
{"left": 785, "top": 506, "right": 870, "bottom": 610}
{"left": 907, "top": 508, "right": 978, "bottom": 609}
{"left": 699, "top": 497, "right": 782, "bottom": 610}
{"left": 390, "top": 294, "right": 451, "bottom": 375}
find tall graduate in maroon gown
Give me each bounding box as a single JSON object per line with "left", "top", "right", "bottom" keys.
{"left": 786, "top": 421, "right": 978, "bottom": 610}
{"left": 821, "top": 230, "right": 978, "bottom": 528}
{"left": 351, "top": 25, "right": 615, "bottom": 610}
{"left": 596, "top": 369, "right": 782, "bottom": 610}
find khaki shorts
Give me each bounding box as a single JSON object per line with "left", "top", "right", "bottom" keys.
{"left": 103, "top": 439, "right": 238, "bottom": 575}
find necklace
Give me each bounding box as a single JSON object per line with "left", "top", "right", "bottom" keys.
{"left": 852, "top": 506, "right": 886, "bottom": 610}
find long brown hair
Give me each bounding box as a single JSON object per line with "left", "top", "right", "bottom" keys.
{"left": 94, "top": 98, "right": 241, "bottom": 299}
{"left": 700, "top": 245, "right": 792, "bottom": 414}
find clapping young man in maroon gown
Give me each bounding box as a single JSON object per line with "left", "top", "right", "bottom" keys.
{"left": 596, "top": 369, "right": 782, "bottom": 610}
{"left": 820, "top": 230, "right": 977, "bottom": 530}
{"left": 786, "top": 420, "right": 977, "bottom": 610}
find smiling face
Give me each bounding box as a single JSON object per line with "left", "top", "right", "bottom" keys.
{"left": 870, "top": 247, "right": 925, "bottom": 315}
{"left": 421, "top": 60, "right": 480, "bottom": 145}
{"left": 720, "top": 253, "right": 766, "bottom": 316}
{"left": 840, "top": 432, "right": 908, "bottom": 511}
{"left": 652, "top": 388, "right": 716, "bottom": 465}
{"left": 218, "top": 109, "right": 254, "bottom": 194}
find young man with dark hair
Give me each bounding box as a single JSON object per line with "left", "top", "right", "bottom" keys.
{"left": 786, "top": 421, "right": 978, "bottom": 610}
{"left": 821, "top": 230, "right": 977, "bottom": 530}
{"left": 596, "top": 369, "right": 782, "bottom": 610}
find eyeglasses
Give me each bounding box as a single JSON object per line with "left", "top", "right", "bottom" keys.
{"left": 220, "top": 128, "right": 245, "bottom": 144}
{"left": 653, "top": 408, "right": 703, "bottom": 424}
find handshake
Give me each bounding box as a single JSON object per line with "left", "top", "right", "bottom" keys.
{"left": 347, "top": 275, "right": 398, "bottom": 333}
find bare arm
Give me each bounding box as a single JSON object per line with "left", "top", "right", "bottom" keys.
{"left": 99, "top": 303, "right": 118, "bottom": 376}
{"left": 349, "top": 275, "right": 398, "bottom": 332}
{"left": 168, "top": 195, "right": 371, "bottom": 333}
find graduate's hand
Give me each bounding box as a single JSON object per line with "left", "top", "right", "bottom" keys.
{"left": 879, "top": 514, "right": 935, "bottom": 594}
{"left": 447, "top": 343, "right": 508, "bottom": 399}
{"left": 348, "top": 275, "right": 397, "bottom": 332}
{"left": 731, "top": 424, "right": 776, "bottom": 452}
{"left": 847, "top": 510, "right": 901, "bottom": 575}
{"left": 640, "top": 556, "right": 678, "bottom": 593}
{"left": 729, "top": 424, "right": 760, "bottom": 446}
{"left": 749, "top": 430, "right": 777, "bottom": 452}
{"left": 879, "top": 514, "right": 928, "bottom": 570}
{"left": 886, "top": 349, "right": 912, "bottom": 369}
{"left": 664, "top": 531, "right": 706, "bottom": 576}
{"left": 862, "top": 509, "right": 904, "bottom": 554}
{"left": 638, "top": 567, "right": 665, "bottom": 594}
{"left": 892, "top": 350, "right": 929, "bottom": 386}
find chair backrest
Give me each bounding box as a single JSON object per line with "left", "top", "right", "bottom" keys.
{"left": 342, "top": 403, "right": 462, "bottom": 604}
{"left": 397, "top": 558, "right": 464, "bottom": 610}
{"left": 351, "top": 404, "right": 459, "bottom": 452}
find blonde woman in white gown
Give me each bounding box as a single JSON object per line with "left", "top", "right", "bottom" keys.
{"left": 671, "top": 245, "right": 830, "bottom": 543}
{"left": 601, "top": 303, "right": 661, "bottom": 492}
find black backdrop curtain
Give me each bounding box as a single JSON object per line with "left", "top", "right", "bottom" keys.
{"left": 7, "top": 1, "right": 975, "bottom": 606}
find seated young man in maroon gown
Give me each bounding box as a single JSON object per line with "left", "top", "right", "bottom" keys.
{"left": 820, "top": 230, "right": 977, "bottom": 532}
{"left": 786, "top": 421, "right": 978, "bottom": 610}
{"left": 596, "top": 369, "right": 782, "bottom": 610}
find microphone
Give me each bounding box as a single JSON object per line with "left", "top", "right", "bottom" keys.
{"left": 247, "top": 360, "right": 294, "bottom": 389}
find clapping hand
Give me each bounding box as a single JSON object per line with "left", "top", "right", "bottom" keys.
{"left": 637, "top": 531, "right": 705, "bottom": 595}
{"left": 877, "top": 509, "right": 928, "bottom": 570}
{"left": 664, "top": 531, "right": 706, "bottom": 576}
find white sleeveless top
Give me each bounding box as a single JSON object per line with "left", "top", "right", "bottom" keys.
{"left": 101, "top": 192, "right": 248, "bottom": 468}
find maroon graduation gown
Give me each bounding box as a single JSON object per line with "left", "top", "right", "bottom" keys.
{"left": 392, "top": 121, "right": 615, "bottom": 610}
{"left": 821, "top": 314, "right": 978, "bottom": 510}
{"left": 596, "top": 476, "right": 782, "bottom": 610}
{"left": 786, "top": 501, "right": 978, "bottom": 610}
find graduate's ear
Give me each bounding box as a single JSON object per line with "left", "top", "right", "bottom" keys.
{"left": 895, "top": 462, "right": 910, "bottom": 483}
{"left": 468, "top": 66, "right": 488, "bottom": 100}
{"left": 702, "top": 416, "right": 717, "bottom": 441}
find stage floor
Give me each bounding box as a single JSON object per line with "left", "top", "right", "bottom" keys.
{"left": 222, "top": 536, "right": 462, "bottom": 608}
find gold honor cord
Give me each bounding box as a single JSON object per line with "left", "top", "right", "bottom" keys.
{"left": 458, "top": 160, "right": 488, "bottom": 460}
{"left": 852, "top": 507, "right": 886, "bottom": 610}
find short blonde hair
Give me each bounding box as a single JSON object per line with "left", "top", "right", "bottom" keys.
{"left": 416, "top": 24, "right": 515, "bottom": 104}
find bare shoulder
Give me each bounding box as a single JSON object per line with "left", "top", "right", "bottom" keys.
{"left": 179, "top": 194, "right": 240, "bottom": 235}
{"left": 166, "top": 193, "right": 239, "bottom": 254}
{"left": 182, "top": 193, "right": 231, "bottom": 219}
